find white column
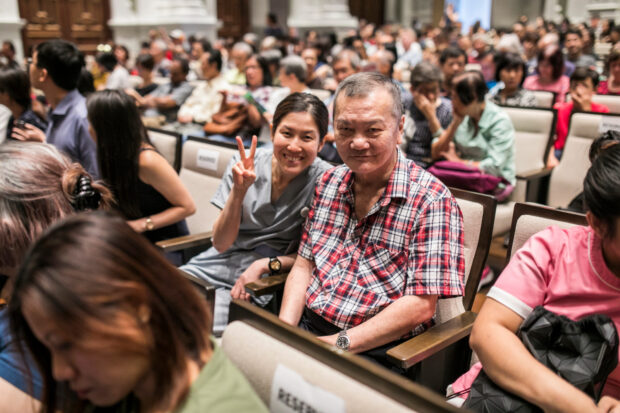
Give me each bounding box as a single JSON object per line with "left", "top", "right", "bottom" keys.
{"left": 0, "top": 0, "right": 26, "bottom": 64}
{"left": 287, "top": 0, "right": 357, "bottom": 39}
{"left": 108, "top": 0, "right": 218, "bottom": 60}
{"left": 586, "top": 0, "right": 620, "bottom": 22}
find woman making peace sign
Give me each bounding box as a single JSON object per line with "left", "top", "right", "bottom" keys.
{"left": 181, "top": 93, "right": 331, "bottom": 334}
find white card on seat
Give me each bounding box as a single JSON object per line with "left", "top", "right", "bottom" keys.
{"left": 196, "top": 148, "right": 219, "bottom": 171}
{"left": 270, "top": 364, "right": 345, "bottom": 413}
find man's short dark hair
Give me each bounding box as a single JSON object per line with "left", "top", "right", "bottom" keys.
{"left": 173, "top": 56, "right": 190, "bottom": 75}
{"left": 194, "top": 38, "right": 212, "bottom": 53}
{"left": 136, "top": 53, "right": 154, "bottom": 71}
{"left": 523, "top": 31, "right": 540, "bottom": 44}
{"left": 3, "top": 41, "right": 15, "bottom": 54}
{"left": 439, "top": 46, "right": 467, "bottom": 65}
{"left": 207, "top": 49, "right": 222, "bottom": 72}
{"left": 36, "top": 39, "right": 85, "bottom": 91}
{"left": 453, "top": 71, "right": 488, "bottom": 105}
{"left": 95, "top": 52, "right": 117, "bottom": 72}
{"left": 570, "top": 66, "right": 599, "bottom": 88}
{"left": 410, "top": 61, "right": 442, "bottom": 88}
{"left": 334, "top": 72, "right": 402, "bottom": 121}
{"left": 566, "top": 27, "right": 583, "bottom": 39}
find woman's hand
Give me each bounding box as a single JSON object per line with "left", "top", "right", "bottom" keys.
{"left": 11, "top": 123, "right": 46, "bottom": 142}
{"left": 127, "top": 219, "right": 145, "bottom": 233}
{"left": 599, "top": 396, "right": 620, "bottom": 413}
{"left": 232, "top": 135, "right": 257, "bottom": 194}
{"left": 230, "top": 258, "right": 268, "bottom": 301}
{"left": 440, "top": 142, "right": 462, "bottom": 162}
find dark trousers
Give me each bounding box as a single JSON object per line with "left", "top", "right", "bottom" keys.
{"left": 299, "top": 307, "right": 408, "bottom": 375}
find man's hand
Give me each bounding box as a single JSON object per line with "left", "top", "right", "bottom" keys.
{"left": 598, "top": 396, "right": 620, "bottom": 413}
{"left": 231, "top": 258, "right": 268, "bottom": 301}
{"left": 316, "top": 335, "right": 336, "bottom": 346}
{"left": 178, "top": 114, "right": 193, "bottom": 123}
{"left": 11, "top": 123, "right": 46, "bottom": 142}
{"left": 232, "top": 135, "right": 257, "bottom": 194}
{"left": 413, "top": 91, "right": 435, "bottom": 119}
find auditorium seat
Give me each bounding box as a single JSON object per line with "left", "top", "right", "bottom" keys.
{"left": 224, "top": 299, "right": 462, "bottom": 412}
{"left": 529, "top": 90, "right": 555, "bottom": 108}
{"left": 147, "top": 127, "right": 182, "bottom": 172}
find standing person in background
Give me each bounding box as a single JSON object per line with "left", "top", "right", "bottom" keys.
{"left": 0, "top": 68, "right": 47, "bottom": 141}
{"left": 11, "top": 39, "right": 99, "bottom": 178}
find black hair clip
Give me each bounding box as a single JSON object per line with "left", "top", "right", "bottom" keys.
{"left": 71, "top": 175, "right": 101, "bottom": 212}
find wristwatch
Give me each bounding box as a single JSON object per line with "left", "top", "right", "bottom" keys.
{"left": 144, "top": 217, "right": 154, "bottom": 231}
{"left": 268, "top": 257, "right": 282, "bottom": 275}
{"left": 336, "top": 330, "right": 350, "bottom": 351}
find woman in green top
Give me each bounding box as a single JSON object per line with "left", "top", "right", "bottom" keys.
{"left": 8, "top": 213, "right": 267, "bottom": 413}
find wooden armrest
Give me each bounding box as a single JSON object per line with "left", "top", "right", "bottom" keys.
{"left": 516, "top": 167, "right": 553, "bottom": 181}
{"left": 386, "top": 311, "right": 477, "bottom": 369}
{"left": 245, "top": 273, "right": 289, "bottom": 297}
{"left": 156, "top": 230, "right": 213, "bottom": 253}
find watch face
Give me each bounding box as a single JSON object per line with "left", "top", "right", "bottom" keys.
{"left": 270, "top": 259, "right": 281, "bottom": 272}
{"left": 336, "top": 335, "right": 350, "bottom": 350}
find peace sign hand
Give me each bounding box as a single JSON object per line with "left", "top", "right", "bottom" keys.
{"left": 232, "top": 135, "right": 258, "bottom": 194}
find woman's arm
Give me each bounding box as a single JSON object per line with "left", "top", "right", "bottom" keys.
{"left": 230, "top": 253, "right": 297, "bottom": 300}
{"left": 128, "top": 149, "right": 196, "bottom": 233}
{"left": 471, "top": 299, "right": 599, "bottom": 413}
{"left": 211, "top": 136, "right": 257, "bottom": 252}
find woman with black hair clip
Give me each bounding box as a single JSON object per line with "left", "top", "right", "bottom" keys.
{"left": 448, "top": 143, "right": 620, "bottom": 411}
{"left": 87, "top": 89, "right": 195, "bottom": 264}
{"left": 0, "top": 67, "right": 47, "bottom": 141}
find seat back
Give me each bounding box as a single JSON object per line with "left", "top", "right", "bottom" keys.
{"left": 547, "top": 112, "right": 620, "bottom": 207}
{"left": 435, "top": 188, "right": 495, "bottom": 323}
{"left": 224, "top": 300, "right": 461, "bottom": 413}
{"left": 179, "top": 137, "right": 238, "bottom": 234}
{"left": 147, "top": 128, "right": 182, "bottom": 172}
{"left": 593, "top": 94, "right": 620, "bottom": 114}
{"left": 530, "top": 90, "right": 555, "bottom": 108}
{"left": 506, "top": 203, "right": 587, "bottom": 261}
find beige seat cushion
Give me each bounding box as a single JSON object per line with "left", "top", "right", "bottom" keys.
{"left": 510, "top": 213, "right": 583, "bottom": 258}
{"left": 148, "top": 129, "right": 179, "bottom": 169}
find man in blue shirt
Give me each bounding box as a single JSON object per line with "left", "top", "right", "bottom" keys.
{"left": 13, "top": 39, "right": 98, "bottom": 177}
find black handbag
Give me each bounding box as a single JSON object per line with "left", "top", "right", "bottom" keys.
{"left": 464, "top": 306, "right": 619, "bottom": 412}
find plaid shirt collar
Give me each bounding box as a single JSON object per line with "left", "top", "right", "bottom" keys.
{"left": 337, "top": 148, "right": 410, "bottom": 208}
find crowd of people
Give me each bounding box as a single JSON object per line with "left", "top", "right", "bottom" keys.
{"left": 1, "top": 9, "right": 620, "bottom": 413}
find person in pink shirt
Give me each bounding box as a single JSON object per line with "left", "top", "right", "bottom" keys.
{"left": 547, "top": 66, "right": 610, "bottom": 168}
{"left": 448, "top": 144, "right": 620, "bottom": 412}
{"left": 523, "top": 45, "right": 570, "bottom": 105}
{"left": 598, "top": 50, "right": 620, "bottom": 96}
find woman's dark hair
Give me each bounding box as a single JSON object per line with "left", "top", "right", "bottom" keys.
{"left": 583, "top": 143, "right": 620, "bottom": 238}
{"left": 272, "top": 92, "right": 328, "bottom": 142}
{"left": 9, "top": 212, "right": 212, "bottom": 413}
{"left": 0, "top": 67, "right": 31, "bottom": 109}
{"left": 246, "top": 54, "right": 272, "bottom": 87}
{"left": 76, "top": 67, "right": 95, "bottom": 97}
{"left": 537, "top": 45, "right": 565, "bottom": 80}
{"left": 439, "top": 46, "right": 467, "bottom": 65}
{"left": 494, "top": 52, "right": 527, "bottom": 85}
{"left": 453, "top": 70, "right": 488, "bottom": 105}
{"left": 136, "top": 53, "right": 155, "bottom": 71}
{"left": 570, "top": 66, "right": 600, "bottom": 89}
{"left": 95, "top": 52, "right": 117, "bottom": 72}
{"left": 589, "top": 130, "right": 620, "bottom": 162}
{"left": 87, "top": 89, "right": 150, "bottom": 219}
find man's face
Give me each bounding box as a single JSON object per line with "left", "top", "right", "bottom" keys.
{"left": 169, "top": 61, "right": 185, "bottom": 84}
{"left": 191, "top": 42, "right": 204, "bottom": 60}
{"left": 334, "top": 88, "right": 403, "bottom": 178}
{"left": 200, "top": 53, "right": 218, "bottom": 80}
{"left": 29, "top": 51, "right": 43, "bottom": 88}
{"left": 442, "top": 56, "right": 465, "bottom": 84}
{"left": 565, "top": 33, "right": 583, "bottom": 56}
{"left": 414, "top": 81, "right": 440, "bottom": 103}
{"left": 368, "top": 54, "right": 390, "bottom": 78}
{"left": 333, "top": 59, "right": 356, "bottom": 84}
{"left": 1, "top": 43, "right": 13, "bottom": 60}
{"left": 301, "top": 49, "right": 318, "bottom": 73}
{"left": 231, "top": 49, "right": 248, "bottom": 71}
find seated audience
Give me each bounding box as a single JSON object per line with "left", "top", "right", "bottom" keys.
{"left": 9, "top": 213, "right": 268, "bottom": 412}
{"left": 406, "top": 61, "right": 453, "bottom": 168}
{"left": 265, "top": 54, "right": 311, "bottom": 116}
{"left": 0, "top": 141, "right": 112, "bottom": 410}
{"left": 468, "top": 33, "right": 495, "bottom": 83}
{"left": 523, "top": 45, "right": 570, "bottom": 104}
{"left": 279, "top": 73, "right": 465, "bottom": 369}
{"left": 395, "top": 28, "right": 423, "bottom": 69}
{"left": 113, "top": 44, "right": 129, "bottom": 68}
{"left": 432, "top": 71, "right": 516, "bottom": 186}
{"left": 301, "top": 47, "right": 325, "bottom": 90}
{"left": 564, "top": 27, "right": 597, "bottom": 69}
{"left": 133, "top": 53, "right": 158, "bottom": 96}
{"left": 0, "top": 67, "right": 47, "bottom": 141}
{"left": 11, "top": 39, "right": 98, "bottom": 178}
{"left": 439, "top": 46, "right": 467, "bottom": 98}
{"left": 548, "top": 67, "right": 609, "bottom": 168}
{"left": 1, "top": 41, "right": 19, "bottom": 70}
{"left": 87, "top": 90, "right": 195, "bottom": 264}
{"left": 182, "top": 93, "right": 331, "bottom": 334}
{"left": 150, "top": 38, "right": 171, "bottom": 77}
{"left": 133, "top": 57, "right": 195, "bottom": 123}
{"left": 598, "top": 50, "right": 620, "bottom": 96}
{"left": 488, "top": 52, "right": 536, "bottom": 107}
{"left": 449, "top": 144, "right": 620, "bottom": 410}
{"left": 522, "top": 31, "right": 540, "bottom": 76}
{"left": 225, "top": 42, "right": 252, "bottom": 86}
{"left": 368, "top": 48, "right": 413, "bottom": 110}
{"left": 178, "top": 50, "right": 229, "bottom": 124}
{"left": 95, "top": 51, "right": 131, "bottom": 90}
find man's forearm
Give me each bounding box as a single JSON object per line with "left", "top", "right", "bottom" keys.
{"left": 279, "top": 256, "right": 314, "bottom": 326}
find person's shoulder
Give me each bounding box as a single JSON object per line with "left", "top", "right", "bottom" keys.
{"left": 592, "top": 102, "right": 610, "bottom": 113}
{"left": 528, "top": 225, "right": 589, "bottom": 254}
{"left": 309, "top": 157, "right": 334, "bottom": 176}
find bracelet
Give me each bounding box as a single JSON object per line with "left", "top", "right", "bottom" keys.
{"left": 432, "top": 127, "right": 444, "bottom": 139}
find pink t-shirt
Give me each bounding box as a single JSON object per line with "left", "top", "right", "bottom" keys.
{"left": 450, "top": 225, "right": 620, "bottom": 401}
{"left": 523, "top": 74, "right": 571, "bottom": 105}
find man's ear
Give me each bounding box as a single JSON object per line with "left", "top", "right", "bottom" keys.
{"left": 38, "top": 67, "right": 48, "bottom": 84}
{"left": 587, "top": 211, "right": 608, "bottom": 239}
{"left": 397, "top": 114, "right": 405, "bottom": 145}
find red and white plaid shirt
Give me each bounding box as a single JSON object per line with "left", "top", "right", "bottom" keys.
{"left": 299, "top": 150, "right": 465, "bottom": 334}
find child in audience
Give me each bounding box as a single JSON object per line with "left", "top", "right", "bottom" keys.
{"left": 0, "top": 142, "right": 113, "bottom": 412}
{"left": 488, "top": 52, "right": 536, "bottom": 107}
{"left": 87, "top": 89, "right": 196, "bottom": 265}
{"left": 181, "top": 93, "right": 331, "bottom": 334}
{"left": 547, "top": 67, "right": 609, "bottom": 168}
{"left": 448, "top": 144, "right": 620, "bottom": 411}
{"left": 9, "top": 213, "right": 268, "bottom": 412}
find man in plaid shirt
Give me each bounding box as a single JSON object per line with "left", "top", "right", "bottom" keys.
{"left": 279, "top": 72, "right": 465, "bottom": 366}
